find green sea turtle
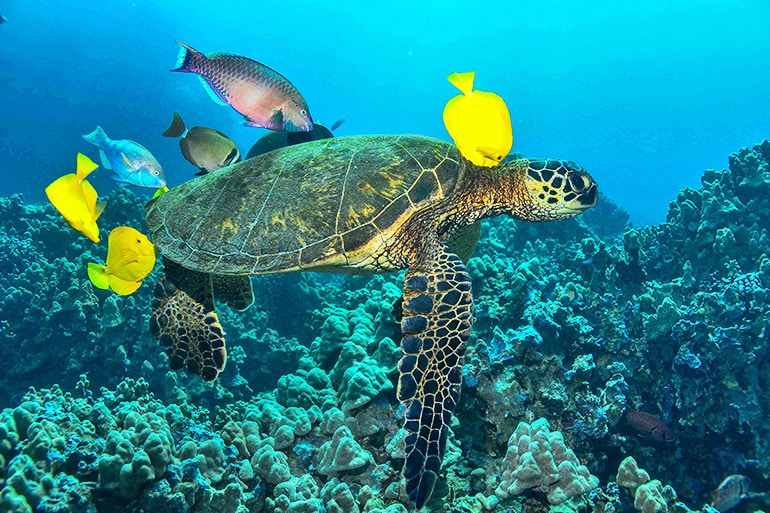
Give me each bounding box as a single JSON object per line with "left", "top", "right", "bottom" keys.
{"left": 144, "top": 134, "right": 598, "bottom": 507}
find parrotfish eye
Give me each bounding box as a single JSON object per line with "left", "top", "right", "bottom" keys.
{"left": 152, "top": 170, "right": 159, "bottom": 176}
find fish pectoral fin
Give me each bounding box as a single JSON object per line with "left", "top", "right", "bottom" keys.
{"left": 99, "top": 149, "right": 112, "bottom": 170}
{"left": 120, "top": 152, "right": 135, "bottom": 170}
{"left": 94, "top": 200, "right": 107, "bottom": 220}
{"left": 265, "top": 109, "right": 284, "bottom": 130}
{"left": 87, "top": 262, "right": 110, "bottom": 290}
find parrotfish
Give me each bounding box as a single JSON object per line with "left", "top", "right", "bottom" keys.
{"left": 711, "top": 474, "right": 752, "bottom": 512}
{"left": 45, "top": 153, "right": 105, "bottom": 243}
{"left": 82, "top": 126, "right": 166, "bottom": 188}
{"left": 88, "top": 226, "right": 156, "bottom": 295}
{"left": 443, "top": 71, "right": 513, "bottom": 167}
{"left": 171, "top": 41, "right": 314, "bottom": 132}
{"left": 162, "top": 112, "right": 240, "bottom": 175}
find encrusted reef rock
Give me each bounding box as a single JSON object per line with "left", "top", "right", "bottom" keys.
{"left": 495, "top": 418, "right": 599, "bottom": 505}
{"left": 2, "top": 141, "right": 770, "bottom": 512}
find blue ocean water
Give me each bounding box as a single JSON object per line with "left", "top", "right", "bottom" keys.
{"left": 1, "top": 1, "right": 768, "bottom": 225}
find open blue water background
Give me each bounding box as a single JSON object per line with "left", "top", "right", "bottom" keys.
{"left": 1, "top": 0, "right": 768, "bottom": 225}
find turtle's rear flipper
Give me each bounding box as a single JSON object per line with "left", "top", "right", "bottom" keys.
{"left": 212, "top": 274, "right": 254, "bottom": 311}
{"left": 149, "top": 258, "right": 226, "bottom": 381}
{"left": 398, "top": 246, "right": 473, "bottom": 508}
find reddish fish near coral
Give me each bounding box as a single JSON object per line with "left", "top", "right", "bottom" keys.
{"left": 171, "top": 42, "right": 313, "bottom": 132}
{"left": 623, "top": 408, "right": 674, "bottom": 443}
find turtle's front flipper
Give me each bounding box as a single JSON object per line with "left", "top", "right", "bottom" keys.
{"left": 149, "top": 258, "right": 226, "bottom": 381}
{"left": 398, "top": 246, "right": 473, "bottom": 508}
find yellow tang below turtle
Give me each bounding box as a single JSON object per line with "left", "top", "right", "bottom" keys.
{"left": 144, "top": 134, "right": 598, "bottom": 508}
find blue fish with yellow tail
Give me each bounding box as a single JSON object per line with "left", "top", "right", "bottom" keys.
{"left": 171, "top": 42, "right": 314, "bottom": 132}
{"left": 88, "top": 226, "right": 156, "bottom": 295}
{"left": 82, "top": 126, "right": 167, "bottom": 188}
{"left": 443, "top": 71, "right": 513, "bottom": 167}
{"left": 45, "top": 153, "right": 105, "bottom": 243}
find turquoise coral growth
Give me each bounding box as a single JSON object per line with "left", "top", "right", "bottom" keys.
{"left": 1, "top": 141, "right": 770, "bottom": 510}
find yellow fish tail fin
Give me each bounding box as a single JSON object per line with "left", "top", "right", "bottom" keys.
{"left": 108, "top": 276, "right": 143, "bottom": 296}
{"left": 95, "top": 200, "right": 107, "bottom": 220}
{"left": 76, "top": 153, "right": 99, "bottom": 180}
{"left": 87, "top": 262, "right": 110, "bottom": 290}
{"left": 152, "top": 185, "right": 170, "bottom": 199}
{"left": 447, "top": 71, "right": 476, "bottom": 96}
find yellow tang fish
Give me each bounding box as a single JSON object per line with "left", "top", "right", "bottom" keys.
{"left": 45, "top": 153, "right": 105, "bottom": 243}
{"left": 442, "top": 71, "right": 513, "bottom": 167}
{"left": 87, "top": 226, "right": 157, "bottom": 295}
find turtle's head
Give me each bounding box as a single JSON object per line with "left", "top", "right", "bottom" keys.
{"left": 516, "top": 158, "right": 598, "bottom": 221}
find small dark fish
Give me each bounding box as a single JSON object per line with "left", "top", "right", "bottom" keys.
{"left": 0, "top": 14, "right": 6, "bottom": 24}
{"left": 171, "top": 42, "right": 313, "bottom": 132}
{"left": 330, "top": 118, "right": 345, "bottom": 132}
{"left": 623, "top": 408, "right": 674, "bottom": 443}
{"left": 162, "top": 112, "right": 240, "bottom": 175}
{"left": 711, "top": 475, "right": 751, "bottom": 512}
{"left": 246, "top": 123, "right": 333, "bottom": 160}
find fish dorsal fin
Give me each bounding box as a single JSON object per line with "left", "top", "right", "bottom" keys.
{"left": 162, "top": 112, "right": 187, "bottom": 137}
{"left": 447, "top": 71, "right": 475, "bottom": 96}
{"left": 76, "top": 152, "right": 99, "bottom": 180}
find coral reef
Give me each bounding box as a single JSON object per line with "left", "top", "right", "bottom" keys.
{"left": 1, "top": 140, "right": 770, "bottom": 511}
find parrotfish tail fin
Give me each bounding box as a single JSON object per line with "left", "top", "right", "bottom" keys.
{"left": 76, "top": 152, "right": 99, "bottom": 180}
{"left": 162, "top": 112, "right": 187, "bottom": 137}
{"left": 399, "top": 245, "right": 473, "bottom": 508}
{"left": 87, "top": 262, "right": 110, "bottom": 290}
{"left": 149, "top": 257, "right": 226, "bottom": 382}
{"left": 447, "top": 71, "right": 475, "bottom": 96}
{"left": 171, "top": 41, "right": 201, "bottom": 72}
{"left": 82, "top": 126, "right": 110, "bottom": 148}
{"left": 211, "top": 274, "right": 254, "bottom": 311}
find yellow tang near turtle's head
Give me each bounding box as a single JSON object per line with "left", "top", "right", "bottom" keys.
{"left": 443, "top": 71, "right": 513, "bottom": 167}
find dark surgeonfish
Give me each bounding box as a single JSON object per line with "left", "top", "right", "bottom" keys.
{"left": 162, "top": 112, "right": 240, "bottom": 175}
{"left": 245, "top": 123, "right": 334, "bottom": 159}
{"left": 171, "top": 42, "right": 313, "bottom": 132}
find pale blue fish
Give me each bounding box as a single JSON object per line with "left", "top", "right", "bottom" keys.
{"left": 82, "top": 126, "right": 167, "bottom": 188}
